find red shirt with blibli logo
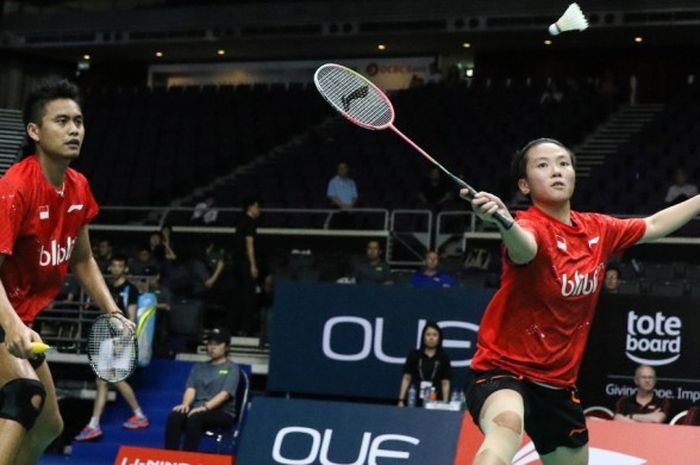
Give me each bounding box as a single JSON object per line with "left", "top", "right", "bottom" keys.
{"left": 0, "top": 155, "right": 98, "bottom": 323}
{"left": 471, "top": 205, "right": 646, "bottom": 387}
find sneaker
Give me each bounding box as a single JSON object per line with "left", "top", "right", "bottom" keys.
{"left": 74, "top": 425, "right": 102, "bottom": 441}
{"left": 123, "top": 415, "right": 149, "bottom": 429}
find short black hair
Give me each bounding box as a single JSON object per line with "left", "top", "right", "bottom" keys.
{"left": 242, "top": 196, "right": 259, "bottom": 211}
{"left": 23, "top": 76, "right": 82, "bottom": 128}
{"left": 109, "top": 253, "right": 129, "bottom": 265}
{"left": 510, "top": 138, "right": 576, "bottom": 185}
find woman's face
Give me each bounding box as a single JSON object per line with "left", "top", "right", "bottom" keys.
{"left": 149, "top": 233, "right": 162, "bottom": 247}
{"left": 423, "top": 327, "right": 440, "bottom": 349}
{"left": 518, "top": 142, "right": 575, "bottom": 206}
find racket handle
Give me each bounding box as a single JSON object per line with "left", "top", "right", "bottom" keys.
{"left": 459, "top": 185, "right": 514, "bottom": 230}
{"left": 30, "top": 342, "right": 51, "bottom": 354}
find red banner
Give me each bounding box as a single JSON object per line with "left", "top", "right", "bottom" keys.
{"left": 114, "top": 446, "right": 233, "bottom": 465}
{"left": 454, "top": 416, "right": 700, "bottom": 464}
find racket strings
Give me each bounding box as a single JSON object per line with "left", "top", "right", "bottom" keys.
{"left": 315, "top": 66, "right": 393, "bottom": 128}
{"left": 88, "top": 316, "right": 136, "bottom": 382}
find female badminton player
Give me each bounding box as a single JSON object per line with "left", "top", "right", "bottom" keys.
{"left": 462, "top": 138, "right": 700, "bottom": 465}
{"left": 0, "top": 77, "right": 132, "bottom": 465}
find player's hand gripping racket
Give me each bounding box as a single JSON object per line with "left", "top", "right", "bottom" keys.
{"left": 86, "top": 314, "right": 138, "bottom": 383}
{"left": 313, "top": 63, "right": 513, "bottom": 229}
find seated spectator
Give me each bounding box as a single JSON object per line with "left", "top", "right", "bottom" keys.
{"left": 603, "top": 264, "right": 620, "bottom": 294}
{"left": 681, "top": 405, "right": 700, "bottom": 426}
{"left": 410, "top": 250, "right": 458, "bottom": 288}
{"left": 665, "top": 168, "right": 698, "bottom": 205}
{"left": 351, "top": 240, "right": 393, "bottom": 285}
{"left": 94, "top": 238, "right": 113, "bottom": 274}
{"left": 191, "top": 195, "right": 219, "bottom": 225}
{"left": 164, "top": 327, "right": 239, "bottom": 451}
{"left": 398, "top": 322, "right": 451, "bottom": 406}
{"left": 614, "top": 365, "right": 670, "bottom": 423}
{"left": 327, "top": 161, "right": 358, "bottom": 229}
{"left": 418, "top": 167, "right": 452, "bottom": 211}
{"left": 129, "top": 245, "right": 160, "bottom": 277}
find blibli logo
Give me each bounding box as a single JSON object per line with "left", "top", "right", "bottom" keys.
{"left": 39, "top": 236, "right": 76, "bottom": 267}
{"left": 561, "top": 268, "right": 600, "bottom": 297}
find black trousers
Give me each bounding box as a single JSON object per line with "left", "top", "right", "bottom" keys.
{"left": 230, "top": 263, "right": 258, "bottom": 335}
{"left": 164, "top": 409, "right": 235, "bottom": 451}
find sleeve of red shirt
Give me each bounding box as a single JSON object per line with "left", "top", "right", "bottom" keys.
{"left": 597, "top": 214, "right": 646, "bottom": 254}
{"left": 0, "top": 179, "right": 26, "bottom": 256}
{"left": 81, "top": 177, "right": 100, "bottom": 224}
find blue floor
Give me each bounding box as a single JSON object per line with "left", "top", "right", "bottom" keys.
{"left": 39, "top": 452, "right": 112, "bottom": 465}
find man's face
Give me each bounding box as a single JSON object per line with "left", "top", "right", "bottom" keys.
{"left": 248, "top": 202, "right": 261, "bottom": 218}
{"left": 425, "top": 252, "right": 439, "bottom": 272}
{"left": 604, "top": 269, "right": 619, "bottom": 291}
{"left": 97, "top": 241, "right": 112, "bottom": 258}
{"left": 338, "top": 163, "right": 349, "bottom": 177}
{"left": 366, "top": 241, "right": 381, "bottom": 261}
{"left": 206, "top": 340, "right": 227, "bottom": 358}
{"left": 28, "top": 98, "right": 84, "bottom": 161}
{"left": 634, "top": 366, "right": 657, "bottom": 393}
{"left": 109, "top": 260, "right": 128, "bottom": 279}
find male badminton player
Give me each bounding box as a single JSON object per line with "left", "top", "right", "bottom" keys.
{"left": 462, "top": 138, "right": 700, "bottom": 465}
{"left": 0, "top": 77, "right": 131, "bottom": 465}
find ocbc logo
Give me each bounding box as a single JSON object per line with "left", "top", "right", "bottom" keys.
{"left": 271, "top": 426, "right": 419, "bottom": 465}
{"left": 321, "top": 317, "right": 478, "bottom": 367}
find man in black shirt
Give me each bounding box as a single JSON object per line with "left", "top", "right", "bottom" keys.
{"left": 231, "top": 198, "right": 261, "bottom": 336}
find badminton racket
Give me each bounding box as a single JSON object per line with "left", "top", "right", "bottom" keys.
{"left": 313, "top": 63, "right": 512, "bottom": 229}
{"left": 86, "top": 314, "right": 138, "bottom": 383}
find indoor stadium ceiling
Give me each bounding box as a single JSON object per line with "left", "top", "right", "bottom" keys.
{"left": 3, "top": 1, "right": 700, "bottom": 64}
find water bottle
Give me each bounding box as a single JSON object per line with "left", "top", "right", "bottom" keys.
{"left": 407, "top": 384, "right": 417, "bottom": 407}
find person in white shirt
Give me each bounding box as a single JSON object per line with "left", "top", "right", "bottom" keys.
{"left": 665, "top": 168, "right": 698, "bottom": 205}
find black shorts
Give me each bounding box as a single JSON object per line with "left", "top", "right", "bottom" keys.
{"left": 0, "top": 326, "right": 46, "bottom": 370}
{"left": 466, "top": 369, "right": 588, "bottom": 455}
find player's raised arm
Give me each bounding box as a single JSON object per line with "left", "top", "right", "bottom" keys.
{"left": 639, "top": 195, "right": 700, "bottom": 243}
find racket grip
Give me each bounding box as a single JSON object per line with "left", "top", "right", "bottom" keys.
{"left": 30, "top": 342, "right": 51, "bottom": 354}
{"left": 458, "top": 186, "right": 514, "bottom": 230}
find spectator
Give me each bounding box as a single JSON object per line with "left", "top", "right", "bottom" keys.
{"left": 398, "top": 322, "right": 451, "bottom": 406}
{"left": 94, "top": 238, "right": 113, "bottom": 273}
{"left": 75, "top": 254, "right": 149, "bottom": 441}
{"left": 191, "top": 195, "right": 219, "bottom": 225}
{"left": 418, "top": 167, "right": 452, "bottom": 211}
{"left": 603, "top": 265, "right": 620, "bottom": 294}
{"left": 410, "top": 250, "right": 458, "bottom": 288}
{"left": 149, "top": 228, "right": 177, "bottom": 263}
{"left": 614, "top": 365, "right": 670, "bottom": 424}
{"left": 665, "top": 168, "right": 698, "bottom": 205}
{"left": 681, "top": 405, "right": 700, "bottom": 426}
{"left": 164, "top": 327, "right": 239, "bottom": 451}
{"left": 129, "top": 245, "right": 160, "bottom": 277}
{"left": 231, "top": 198, "right": 261, "bottom": 336}
{"left": 351, "top": 240, "right": 393, "bottom": 285}
{"left": 327, "top": 161, "right": 358, "bottom": 229}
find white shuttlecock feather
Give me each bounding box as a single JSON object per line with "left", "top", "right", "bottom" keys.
{"left": 548, "top": 3, "right": 588, "bottom": 36}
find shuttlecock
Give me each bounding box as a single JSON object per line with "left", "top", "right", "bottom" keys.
{"left": 548, "top": 3, "right": 588, "bottom": 35}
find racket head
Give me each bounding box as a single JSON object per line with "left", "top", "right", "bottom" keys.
{"left": 314, "top": 63, "right": 395, "bottom": 130}
{"left": 87, "top": 314, "right": 137, "bottom": 383}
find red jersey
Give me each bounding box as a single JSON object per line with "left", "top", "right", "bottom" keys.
{"left": 471, "top": 206, "right": 646, "bottom": 387}
{"left": 0, "top": 155, "right": 98, "bottom": 323}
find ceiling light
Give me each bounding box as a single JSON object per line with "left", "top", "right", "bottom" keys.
{"left": 544, "top": 39, "right": 553, "bottom": 45}
{"left": 155, "top": 51, "right": 163, "bottom": 58}
{"left": 217, "top": 49, "right": 225, "bottom": 56}
{"left": 634, "top": 36, "right": 643, "bottom": 43}
{"left": 377, "top": 44, "right": 386, "bottom": 51}
{"left": 82, "top": 54, "right": 91, "bottom": 60}
{"left": 462, "top": 42, "right": 471, "bottom": 48}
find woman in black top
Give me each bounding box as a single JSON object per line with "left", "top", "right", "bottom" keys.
{"left": 398, "top": 322, "right": 452, "bottom": 406}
